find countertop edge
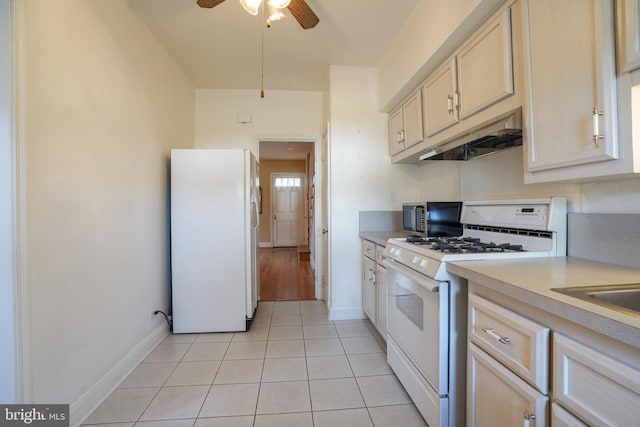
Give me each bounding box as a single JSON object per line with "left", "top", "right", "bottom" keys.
{"left": 359, "top": 231, "right": 405, "bottom": 247}
{"left": 447, "top": 261, "right": 640, "bottom": 350}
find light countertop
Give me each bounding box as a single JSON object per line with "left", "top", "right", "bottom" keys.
{"left": 359, "top": 231, "right": 406, "bottom": 247}
{"left": 447, "top": 257, "right": 640, "bottom": 349}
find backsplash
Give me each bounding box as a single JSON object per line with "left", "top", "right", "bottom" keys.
{"left": 418, "top": 147, "right": 640, "bottom": 215}
{"left": 358, "top": 211, "right": 402, "bottom": 232}
{"left": 568, "top": 213, "right": 640, "bottom": 268}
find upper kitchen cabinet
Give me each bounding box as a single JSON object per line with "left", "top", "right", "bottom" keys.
{"left": 424, "top": 58, "right": 459, "bottom": 137}
{"left": 424, "top": 8, "right": 515, "bottom": 142}
{"left": 456, "top": 9, "right": 514, "bottom": 121}
{"left": 392, "top": 2, "right": 523, "bottom": 163}
{"left": 388, "top": 89, "right": 424, "bottom": 156}
{"left": 620, "top": 0, "right": 640, "bottom": 72}
{"left": 523, "top": 0, "right": 619, "bottom": 181}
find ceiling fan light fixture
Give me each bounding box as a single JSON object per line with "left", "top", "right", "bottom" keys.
{"left": 267, "top": 2, "right": 285, "bottom": 24}
{"left": 238, "top": 0, "right": 262, "bottom": 15}
{"left": 268, "top": 0, "right": 291, "bottom": 8}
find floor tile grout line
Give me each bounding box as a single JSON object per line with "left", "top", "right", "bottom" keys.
{"left": 132, "top": 337, "right": 197, "bottom": 425}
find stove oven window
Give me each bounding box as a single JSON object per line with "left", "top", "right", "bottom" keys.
{"left": 395, "top": 282, "right": 423, "bottom": 330}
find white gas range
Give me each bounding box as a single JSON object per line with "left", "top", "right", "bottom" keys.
{"left": 383, "top": 197, "right": 566, "bottom": 427}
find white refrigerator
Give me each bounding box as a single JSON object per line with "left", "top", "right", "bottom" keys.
{"left": 171, "top": 148, "right": 259, "bottom": 333}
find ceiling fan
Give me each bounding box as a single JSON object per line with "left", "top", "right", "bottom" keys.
{"left": 196, "top": 0, "right": 319, "bottom": 29}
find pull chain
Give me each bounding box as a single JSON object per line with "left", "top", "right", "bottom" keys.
{"left": 260, "top": 28, "right": 264, "bottom": 98}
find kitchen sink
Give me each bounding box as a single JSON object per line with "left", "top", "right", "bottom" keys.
{"left": 551, "top": 284, "right": 640, "bottom": 317}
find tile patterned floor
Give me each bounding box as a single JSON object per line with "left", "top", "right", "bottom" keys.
{"left": 83, "top": 301, "right": 427, "bottom": 427}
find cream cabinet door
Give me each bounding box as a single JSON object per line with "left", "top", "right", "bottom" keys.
{"left": 525, "top": 0, "right": 618, "bottom": 172}
{"left": 457, "top": 8, "right": 514, "bottom": 120}
{"left": 362, "top": 254, "right": 376, "bottom": 322}
{"left": 553, "top": 333, "right": 640, "bottom": 427}
{"left": 424, "top": 57, "right": 459, "bottom": 138}
{"left": 468, "top": 343, "right": 548, "bottom": 427}
{"left": 388, "top": 106, "right": 405, "bottom": 156}
{"left": 402, "top": 90, "right": 424, "bottom": 149}
{"left": 375, "top": 262, "right": 387, "bottom": 338}
{"left": 621, "top": 0, "right": 640, "bottom": 72}
{"left": 551, "top": 403, "right": 587, "bottom": 427}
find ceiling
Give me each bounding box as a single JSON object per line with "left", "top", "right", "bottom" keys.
{"left": 130, "top": 0, "right": 420, "bottom": 92}
{"left": 260, "top": 140, "right": 313, "bottom": 160}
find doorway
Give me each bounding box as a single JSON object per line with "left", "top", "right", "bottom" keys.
{"left": 271, "top": 172, "right": 305, "bottom": 247}
{"left": 258, "top": 140, "right": 316, "bottom": 301}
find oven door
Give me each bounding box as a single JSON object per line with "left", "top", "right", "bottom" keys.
{"left": 386, "top": 258, "right": 449, "bottom": 395}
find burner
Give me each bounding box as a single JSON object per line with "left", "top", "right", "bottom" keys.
{"left": 498, "top": 243, "right": 524, "bottom": 251}
{"left": 403, "top": 236, "right": 526, "bottom": 253}
{"left": 405, "top": 237, "right": 427, "bottom": 244}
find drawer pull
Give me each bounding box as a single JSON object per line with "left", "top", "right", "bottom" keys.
{"left": 523, "top": 410, "right": 535, "bottom": 427}
{"left": 482, "top": 327, "right": 511, "bottom": 344}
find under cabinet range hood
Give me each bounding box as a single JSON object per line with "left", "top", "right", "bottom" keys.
{"left": 419, "top": 110, "right": 523, "bottom": 161}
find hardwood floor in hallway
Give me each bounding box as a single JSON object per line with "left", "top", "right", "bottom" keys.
{"left": 259, "top": 247, "right": 315, "bottom": 301}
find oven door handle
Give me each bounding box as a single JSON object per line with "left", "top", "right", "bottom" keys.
{"left": 383, "top": 258, "right": 440, "bottom": 293}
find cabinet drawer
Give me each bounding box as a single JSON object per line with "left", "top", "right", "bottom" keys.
{"left": 553, "top": 333, "right": 640, "bottom": 427}
{"left": 362, "top": 239, "right": 375, "bottom": 258}
{"left": 551, "top": 403, "right": 587, "bottom": 427}
{"left": 469, "top": 294, "right": 549, "bottom": 393}
{"left": 376, "top": 244, "right": 386, "bottom": 264}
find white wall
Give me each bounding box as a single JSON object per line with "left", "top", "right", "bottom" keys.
{"left": 195, "top": 89, "right": 323, "bottom": 152}
{"left": 0, "top": 0, "right": 16, "bottom": 403}
{"left": 22, "top": 0, "right": 194, "bottom": 421}
{"left": 328, "top": 65, "right": 420, "bottom": 319}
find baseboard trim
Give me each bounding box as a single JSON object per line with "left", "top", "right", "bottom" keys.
{"left": 328, "top": 306, "right": 365, "bottom": 321}
{"left": 70, "top": 323, "right": 168, "bottom": 427}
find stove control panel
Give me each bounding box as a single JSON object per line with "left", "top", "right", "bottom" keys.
{"left": 384, "top": 243, "right": 442, "bottom": 279}
{"left": 514, "top": 206, "right": 544, "bottom": 217}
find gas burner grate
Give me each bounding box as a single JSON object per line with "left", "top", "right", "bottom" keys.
{"left": 405, "top": 235, "right": 527, "bottom": 253}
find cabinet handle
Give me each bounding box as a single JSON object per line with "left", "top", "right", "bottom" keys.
{"left": 592, "top": 106, "right": 604, "bottom": 147}
{"left": 447, "top": 95, "right": 454, "bottom": 114}
{"left": 523, "top": 410, "right": 535, "bottom": 427}
{"left": 482, "top": 327, "right": 510, "bottom": 344}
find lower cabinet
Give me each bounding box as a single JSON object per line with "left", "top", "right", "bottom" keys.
{"left": 361, "top": 239, "right": 388, "bottom": 339}
{"left": 551, "top": 403, "right": 587, "bottom": 427}
{"left": 375, "top": 252, "right": 387, "bottom": 338}
{"left": 468, "top": 343, "right": 548, "bottom": 427}
{"left": 362, "top": 249, "right": 376, "bottom": 321}
{"left": 468, "top": 294, "right": 549, "bottom": 427}
{"left": 468, "top": 289, "right": 640, "bottom": 427}
{"left": 553, "top": 333, "right": 640, "bottom": 426}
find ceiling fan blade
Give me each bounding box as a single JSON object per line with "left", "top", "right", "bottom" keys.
{"left": 287, "top": 0, "right": 319, "bottom": 29}
{"left": 196, "top": 0, "right": 226, "bottom": 8}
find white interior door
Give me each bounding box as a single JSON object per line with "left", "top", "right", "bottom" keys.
{"left": 272, "top": 173, "right": 305, "bottom": 247}
{"left": 320, "top": 124, "right": 330, "bottom": 302}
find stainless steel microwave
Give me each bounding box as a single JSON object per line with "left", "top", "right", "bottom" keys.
{"left": 402, "top": 201, "right": 463, "bottom": 237}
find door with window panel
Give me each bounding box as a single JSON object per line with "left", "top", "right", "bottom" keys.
{"left": 272, "top": 173, "right": 305, "bottom": 247}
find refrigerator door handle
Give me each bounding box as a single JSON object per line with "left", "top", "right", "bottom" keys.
{"left": 250, "top": 201, "right": 259, "bottom": 228}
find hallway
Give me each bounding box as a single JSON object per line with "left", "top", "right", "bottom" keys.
{"left": 259, "top": 248, "right": 315, "bottom": 301}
